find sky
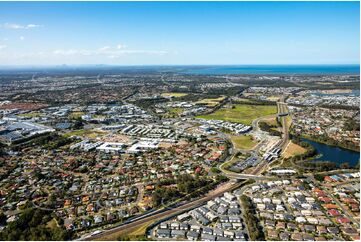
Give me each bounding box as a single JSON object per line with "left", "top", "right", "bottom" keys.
{"left": 0, "top": 1, "right": 359, "bottom": 66}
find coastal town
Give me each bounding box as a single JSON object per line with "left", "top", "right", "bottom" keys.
{"left": 0, "top": 69, "right": 359, "bottom": 241}
{"left": 0, "top": 1, "right": 359, "bottom": 241}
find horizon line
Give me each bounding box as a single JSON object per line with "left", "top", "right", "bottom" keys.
{"left": 0, "top": 63, "right": 360, "bottom": 68}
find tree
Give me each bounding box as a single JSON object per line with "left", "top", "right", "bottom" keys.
{"left": 0, "top": 208, "right": 71, "bottom": 241}
{"left": 73, "top": 118, "right": 84, "bottom": 129}
{"left": 340, "top": 163, "right": 350, "bottom": 169}
{"left": 240, "top": 195, "right": 265, "bottom": 241}
{"left": 0, "top": 212, "right": 6, "bottom": 226}
{"left": 210, "top": 167, "right": 221, "bottom": 174}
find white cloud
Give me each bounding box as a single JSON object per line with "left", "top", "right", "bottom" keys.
{"left": 1, "top": 23, "right": 42, "bottom": 29}
{"left": 26, "top": 24, "right": 41, "bottom": 29}
{"left": 20, "top": 36, "right": 25, "bottom": 41}
{"left": 0, "top": 45, "right": 7, "bottom": 50}
{"left": 53, "top": 49, "right": 84, "bottom": 56}
{"left": 116, "top": 44, "right": 127, "bottom": 49}
{"left": 99, "top": 46, "right": 111, "bottom": 51}
{"left": 52, "top": 44, "right": 167, "bottom": 58}
{"left": 0, "top": 43, "right": 171, "bottom": 65}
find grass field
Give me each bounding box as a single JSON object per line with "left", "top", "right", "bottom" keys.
{"left": 263, "top": 116, "right": 278, "bottom": 126}
{"left": 46, "top": 218, "right": 58, "bottom": 229}
{"left": 197, "top": 104, "right": 277, "bottom": 125}
{"left": 63, "top": 129, "right": 107, "bottom": 138}
{"left": 230, "top": 135, "right": 258, "bottom": 150}
{"left": 161, "top": 92, "right": 189, "bottom": 98}
{"left": 168, "top": 107, "right": 184, "bottom": 114}
{"left": 69, "top": 111, "right": 85, "bottom": 119}
{"left": 266, "top": 96, "right": 281, "bottom": 102}
{"left": 18, "top": 112, "right": 44, "bottom": 118}
{"left": 283, "top": 141, "right": 307, "bottom": 158}
{"left": 95, "top": 220, "right": 154, "bottom": 241}
{"left": 285, "top": 116, "right": 292, "bottom": 129}
{"left": 195, "top": 96, "right": 226, "bottom": 107}
{"left": 233, "top": 97, "right": 257, "bottom": 104}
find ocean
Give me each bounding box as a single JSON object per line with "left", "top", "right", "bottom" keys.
{"left": 182, "top": 65, "right": 360, "bottom": 75}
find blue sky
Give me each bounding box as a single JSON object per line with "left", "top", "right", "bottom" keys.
{"left": 0, "top": 1, "right": 359, "bottom": 65}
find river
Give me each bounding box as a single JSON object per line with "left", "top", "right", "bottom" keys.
{"left": 302, "top": 138, "right": 360, "bottom": 167}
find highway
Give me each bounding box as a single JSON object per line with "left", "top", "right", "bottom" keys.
{"left": 224, "top": 172, "right": 272, "bottom": 180}
{"left": 276, "top": 96, "right": 291, "bottom": 151}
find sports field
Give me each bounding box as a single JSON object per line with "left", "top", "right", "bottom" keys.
{"left": 197, "top": 104, "right": 277, "bottom": 125}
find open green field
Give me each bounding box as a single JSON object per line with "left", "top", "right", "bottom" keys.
{"left": 68, "top": 111, "right": 85, "bottom": 119}
{"left": 283, "top": 141, "right": 307, "bottom": 158}
{"left": 94, "top": 220, "right": 154, "bottom": 241}
{"left": 168, "top": 107, "right": 184, "bottom": 114}
{"left": 18, "top": 112, "right": 44, "bottom": 118}
{"left": 197, "top": 104, "right": 277, "bottom": 125}
{"left": 63, "top": 129, "right": 107, "bottom": 138}
{"left": 195, "top": 96, "right": 226, "bottom": 107}
{"left": 233, "top": 97, "right": 257, "bottom": 104}
{"left": 285, "top": 115, "right": 292, "bottom": 129}
{"left": 161, "top": 92, "right": 189, "bottom": 98}
{"left": 230, "top": 135, "right": 258, "bottom": 150}
{"left": 263, "top": 116, "right": 278, "bottom": 126}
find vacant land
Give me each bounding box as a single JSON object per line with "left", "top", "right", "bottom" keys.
{"left": 94, "top": 220, "right": 154, "bottom": 241}
{"left": 18, "top": 112, "right": 44, "bottom": 118}
{"left": 168, "top": 107, "right": 184, "bottom": 114}
{"left": 230, "top": 135, "right": 258, "bottom": 150}
{"left": 63, "top": 129, "right": 107, "bottom": 139}
{"left": 197, "top": 104, "right": 277, "bottom": 125}
{"left": 45, "top": 218, "right": 58, "bottom": 229}
{"left": 69, "top": 111, "right": 85, "bottom": 119}
{"left": 266, "top": 96, "right": 281, "bottom": 102}
{"left": 282, "top": 141, "right": 307, "bottom": 158}
{"left": 161, "top": 92, "right": 189, "bottom": 98}
{"left": 285, "top": 115, "right": 292, "bottom": 129}
{"left": 233, "top": 97, "right": 256, "bottom": 104}
{"left": 195, "top": 96, "right": 226, "bottom": 107}
{"left": 262, "top": 116, "right": 278, "bottom": 126}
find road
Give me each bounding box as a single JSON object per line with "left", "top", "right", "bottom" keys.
{"left": 219, "top": 102, "right": 288, "bottom": 180}
{"left": 246, "top": 97, "right": 291, "bottom": 176}
{"left": 251, "top": 114, "right": 277, "bottom": 133}
{"left": 276, "top": 96, "right": 291, "bottom": 151}
{"left": 225, "top": 172, "right": 272, "bottom": 180}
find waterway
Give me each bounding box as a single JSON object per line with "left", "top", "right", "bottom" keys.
{"left": 182, "top": 65, "right": 360, "bottom": 75}
{"left": 302, "top": 138, "right": 360, "bottom": 167}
